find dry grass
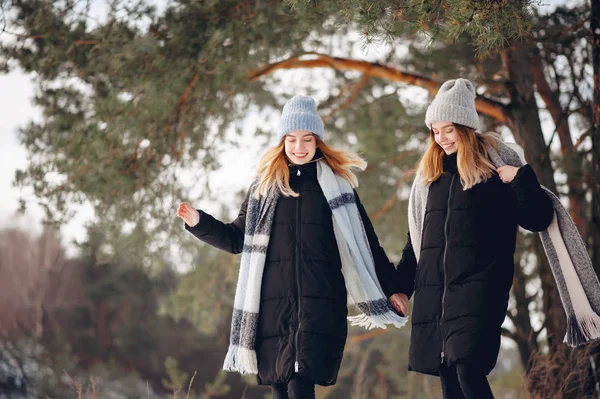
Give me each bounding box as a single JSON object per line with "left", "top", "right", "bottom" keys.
{"left": 51, "top": 370, "right": 198, "bottom": 399}
{"left": 526, "top": 342, "right": 600, "bottom": 399}
{"left": 64, "top": 372, "right": 98, "bottom": 399}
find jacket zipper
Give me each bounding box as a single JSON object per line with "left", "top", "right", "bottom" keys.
{"left": 440, "top": 174, "right": 457, "bottom": 364}
{"left": 294, "top": 172, "right": 303, "bottom": 373}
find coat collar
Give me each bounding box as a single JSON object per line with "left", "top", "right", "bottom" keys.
{"left": 289, "top": 148, "right": 324, "bottom": 179}
{"left": 443, "top": 152, "right": 458, "bottom": 174}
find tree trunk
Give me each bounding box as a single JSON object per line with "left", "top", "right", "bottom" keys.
{"left": 531, "top": 53, "right": 587, "bottom": 239}
{"left": 503, "top": 44, "right": 566, "bottom": 352}
{"left": 579, "top": 5, "right": 600, "bottom": 399}
{"left": 592, "top": 201, "right": 600, "bottom": 277}
{"left": 591, "top": 0, "right": 600, "bottom": 270}
{"left": 534, "top": 238, "right": 568, "bottom": 349}
{"left": 511, "top": 258, "right": 539, "bottom": 371}
{"left": 502, "top": 47, "right": 557, "bottom": 193}
{"left": 35, "top": 302, "right": 44, "bottom": 339}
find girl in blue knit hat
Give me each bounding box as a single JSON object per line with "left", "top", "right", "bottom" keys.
{"left": 177, "top": 95, "right": 407, "bottom": 398}
{"left": 393, "top": 79, "right": 555, "bottom": 398}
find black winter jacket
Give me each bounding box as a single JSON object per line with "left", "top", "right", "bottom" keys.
{"left": 396, "top": 153, "right": 553, "bottom": 376}
{"left": 185, "top": 154, "right": 399, "bottom": 386}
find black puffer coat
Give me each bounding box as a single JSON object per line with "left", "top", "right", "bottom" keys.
{"left": 185, "top": 153, "right": 399, "bottom": 386}
{"left": 396, "top": 153, "right": 553, "bottom": 376}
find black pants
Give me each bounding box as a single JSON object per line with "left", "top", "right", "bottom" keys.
{"left": 271, "top": 374, "right": 315, "bottom": 399}
{"left": 439, "top": 363, "right": 494, "bottom": 399}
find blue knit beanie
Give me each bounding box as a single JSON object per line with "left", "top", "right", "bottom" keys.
{"left": 278, "top": 96, "right": 324, "bottom": 141}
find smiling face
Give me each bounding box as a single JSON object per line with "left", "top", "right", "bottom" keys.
{"left": 432, "top": 121, "right": 459, "bottom": 155}
{"left": 284, "top": 130, "right": 317, "bottom": 165}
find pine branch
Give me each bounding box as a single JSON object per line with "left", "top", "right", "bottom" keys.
{"left": 164, "top": 70, "right": 200, "bottom": 160}
{"left": 1, "top": 30, "right": 49, "bottom": 39}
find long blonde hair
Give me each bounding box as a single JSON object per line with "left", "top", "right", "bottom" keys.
{"left": 418, "top": 124, "right": 499, "bottom": 190}
{"left": 255, "top": 136, "right": 367, "bottom": 198}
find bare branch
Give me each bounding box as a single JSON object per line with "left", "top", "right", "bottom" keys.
{"left": 501, "top": 327, "right": 517, "bottom": 342}
{"left": 531, "top": 53, "right": 574, "bottom": 154}
{"left": 575, "top": 128, "right": 591, "bottom": 148}
{"left": 347, "top": 329, "right": 386, "bottom": 345}
{"left": 249, "top": 53, "right": 509, "bottom": 123}
{"left": 372, "top": 168, "right": 416, "bottom": 221}
{"left": 533, "top": 319, "right": 546, "bottom": 342}
{"left": 323, "top": 73, "right": 370, "bottom": 123}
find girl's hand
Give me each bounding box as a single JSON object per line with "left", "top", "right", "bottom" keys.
{"left": 389, "top": 293, "right": 409, "bottom": 317}
{"left": 177, "top": 202, "right": 200, "bottom": 227}
{"left": 497, "top": 165, "right": 519, "bottom": 184}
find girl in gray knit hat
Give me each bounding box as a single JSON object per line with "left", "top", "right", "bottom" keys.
{"left": 177, "top": 95, "right": 407, "bottom": 398}
{"left": 392, "top": 79, "right": 555, "bottom": 398}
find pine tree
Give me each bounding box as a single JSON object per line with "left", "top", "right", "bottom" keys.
{"left": 1, "top": 0, "right": 596, "bottom": 397}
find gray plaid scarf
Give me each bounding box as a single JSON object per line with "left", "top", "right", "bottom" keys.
{"left": 408, "top": 135, "right": 600, "bottom": 347}
{"left": 223, "top": 161, "right": 407, "bottom": 375}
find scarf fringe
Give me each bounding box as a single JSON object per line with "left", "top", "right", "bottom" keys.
{"left": 348, "top": 311, "right": 408, "bottom": 330}
{"left": 564, "top": 313, "right": 600, "bottom": 347}
{"left": 223, "top": 346, "right": 258, "bottom": 375}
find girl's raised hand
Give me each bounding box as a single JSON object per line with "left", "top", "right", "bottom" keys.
{"left": 177, "top": 202, "right": 200, "bottom": 227}
{"left": 497, "top": 165, "right": 519, "bottom": 184}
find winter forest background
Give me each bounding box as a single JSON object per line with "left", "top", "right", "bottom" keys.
{"left": 1, "top": 0, "right": 600, "bottom": 398}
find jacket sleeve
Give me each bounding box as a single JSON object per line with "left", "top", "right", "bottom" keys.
{"left": 395, "top": 231, "right": 417, "bottom": 300}
{"left": 184, "top": 188, "right": 250, "bottom": 254}
{"left": 354, "top": 190, "right": 399, "bottom": 299}
{"left": 510, "top": 164, "right": 554, "bottom": 232}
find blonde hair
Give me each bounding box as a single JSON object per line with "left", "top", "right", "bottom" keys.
{"left": 255, "top": 136, "right": 367, "bottom": 198}
{"left": 418, "top": 124, "right": 499, "bottom": 190}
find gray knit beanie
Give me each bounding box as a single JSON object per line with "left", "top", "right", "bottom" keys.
{"left": 425, "top": 78, "right": 480, "bottom": 131}
{"left": 278, "top": 96, "right": 324, "bottom": 141}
